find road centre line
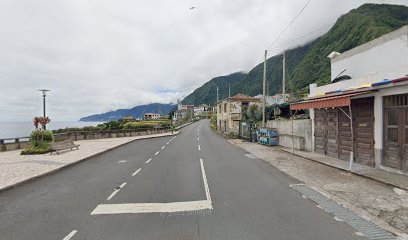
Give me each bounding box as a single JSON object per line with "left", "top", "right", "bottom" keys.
{"left": 155, "top": 151, "right": 159, "bottom": 155}
{"left": 146, "top": 158, "right": 152, "bottom": 164}
{"left": 91, "top": 159, "right": 212, "bottom": 215}
{"left": 106, "top": 182, "right": 127, "bottom": 201}
{"left": 62, "top": 230, "right": 77, "bottom": 240}
{"left": 132, "top": 168, "right": 141, "bottom": 176}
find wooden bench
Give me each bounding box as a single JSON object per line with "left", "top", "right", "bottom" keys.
{"left": 50, "top": 140, "right": 80, "bottom": 155}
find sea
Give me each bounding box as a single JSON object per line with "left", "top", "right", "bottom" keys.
{"left": 0, "top": 121, "right": 103, "bottom": 139}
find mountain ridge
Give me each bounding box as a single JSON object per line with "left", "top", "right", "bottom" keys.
{"left": 80, "top": 103, "right": 176, "bottom": 122}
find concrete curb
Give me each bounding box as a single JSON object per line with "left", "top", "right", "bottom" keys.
{"left": 281, "top": 148, "right": 408, "bottom": 191}
{"left": 0, "top": 131, "right": 180, "bottom": 194}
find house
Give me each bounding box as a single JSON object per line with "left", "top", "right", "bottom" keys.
{"left": 173, "top": 99, "right": 194, "bottom": 121}
{"left": 290, "top": 25, "right": 408, "bottom": 172}
{"left": 254, "top": 94, "right": 289, "bottom": 105}
{"left": 217, "top": 94, "right": 261, "bottom": 133}
{"left": 144, "top": 113, "right": 161, "bottom": 120}
{"left": 194, "top": 104, "right": 209, "bottom": 116}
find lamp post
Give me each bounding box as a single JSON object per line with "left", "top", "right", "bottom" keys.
{"left": 38, "top": 89, "right": 50, "bottom": 129}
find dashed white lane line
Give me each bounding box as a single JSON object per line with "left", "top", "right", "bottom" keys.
{"left": 106, "top": 182, "right": 127, "bottom": 201}
{"left": 161, "top": 146, "right": 165, "bottom": 150}
{"left": 118, "top": 160, "right": 127, "bottom": 163}
{"left": 155, "top": 151, "right": 159, "bottom": 155}
{"left": 132, "top": 168, "right": 141, "bottom": 176}
{"left": 145, "top": 158, "right": 152, "bottom": 164}
{"left": 197, "top": 137, "right": 199, "bottom": 141}
{"left": 62, "top": 230, "right": 77, "bottom": 240}
{"left": 198, "top": 145, "right": 201, "bottom": 151}
{"left": 166, "top": 141, "right": 170, "bottom": 145}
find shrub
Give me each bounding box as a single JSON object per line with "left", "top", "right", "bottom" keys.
{"left": 30, "top": 130, "right": 54, "bottom": 144}
{"left": 21, "top": 141, "right": 51, "bottom": 155}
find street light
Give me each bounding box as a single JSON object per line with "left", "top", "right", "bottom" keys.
{"left": 38, "top": 89, "right": 50, "bottom": 129}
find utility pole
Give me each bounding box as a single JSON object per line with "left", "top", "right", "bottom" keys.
{"left": 228, "top": 83, "right": 231, "bottom": 98}
{"left": 282, "top": 51, "right": 286, "bottom": 103}
{"left": 38, "top": 89, "right": 50, "bottom": 129}
{"left": 262, "top": 50, "right": 267, "bottom": 127}
{"left": 216, "top": 86, "right": 219, "bottom": 102}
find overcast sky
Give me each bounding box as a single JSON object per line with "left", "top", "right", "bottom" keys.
{"left": 0, "top": 0, "right": 406, "bottom": 121}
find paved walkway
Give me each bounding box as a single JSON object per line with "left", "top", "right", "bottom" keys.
{"left": 281, "top": 148, "right": 408, "bottom": 191}
{"left": 0, "top": 131, "right": 179, "bottom": 191}
{"left": 230, "top": 140, "right": 408, "bottom": 237}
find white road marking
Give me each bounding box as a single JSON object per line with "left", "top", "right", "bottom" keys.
{"left": 200, "top": 158, "right": 212, "bottom": 202}
{"left": 198, "top": 145, "right": 201, "bottom": 151}
{"left": 146, "top": 158, "right": 152, "bottom": 164}
{"left": 106, "top": 182, "right": 127, "bottom": 201}
{"left": 132, "top": 168, "right": 141, "bottom": 176}
{"left": 62, "top": 230, "right": 77, "bottom": 240}
{"left": 166, "top": 142, "right": 169, "bottom": 145}
{"left": 92, "top": 159, "right": 213, "bottom": 215}
{"left": 155, "top": 151, "right": 159, "bottom": 155}
{"left": 91, "top": 201, "right": 212, "bottom": 215}
{"left": 118, "top": 160, "right": 127, "bottom": 163}
{"left": 161, "top": 146, "right": 165, "bottom": 150}
{"left": 197, "top": 137, "right": 199, "bottom": 141}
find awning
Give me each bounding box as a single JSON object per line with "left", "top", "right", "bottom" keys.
{"left": 290, "top": 91, "right": 373, "bottom": 110}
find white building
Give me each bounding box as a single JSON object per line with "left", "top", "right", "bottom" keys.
{"left": 291, "top": 25, "right": 408, "bottom": 173}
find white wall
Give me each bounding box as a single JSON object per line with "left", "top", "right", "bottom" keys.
{"left": 330, "top": 26, "right": 408, "bottom": 81}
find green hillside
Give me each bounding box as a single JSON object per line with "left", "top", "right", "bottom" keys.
{"left": 182, "top": 72, "right": 246, "bottom": 106}
{"left": 183, "top": 3, "right": 408, "bottom": 104}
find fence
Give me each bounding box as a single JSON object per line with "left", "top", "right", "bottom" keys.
{"left": 0, "top": 127, "right": 171, "bottom": 152}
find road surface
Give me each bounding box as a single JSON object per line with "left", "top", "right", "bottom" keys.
{"left": 0, "top": 120, "right": 365, "bottom": 240}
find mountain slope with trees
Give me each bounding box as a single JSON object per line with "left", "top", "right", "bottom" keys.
{"left": 182, "top": 72, "right": 246, "bottom": 106}
{"left": 183, "top": 3, "right": 408, "bottom": 104}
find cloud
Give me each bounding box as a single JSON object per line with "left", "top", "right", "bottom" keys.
{"left": 0, "top": 0, "right": 406, "bottom": 121}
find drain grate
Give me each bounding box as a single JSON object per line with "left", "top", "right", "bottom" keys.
{"left": 291, "top": 184, "right": 396, "bottom": 240}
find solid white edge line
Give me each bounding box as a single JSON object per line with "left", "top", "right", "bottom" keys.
{"left": 146, "top": 158, "right": 152, "bottom": 164}
{"left": 200, "top": 158, "right": 212, "bottom": 202}
{"left": 155, "top": 151, "right": 159, "bottom": 155}
{"left": 62, "top": 230, "right": 77, "bottom": 240}
{"left": 106, "top": 183, "right": 127, "bottom": 200}
{"left": 132, "top": 168, "right": 141, "bottom": 176}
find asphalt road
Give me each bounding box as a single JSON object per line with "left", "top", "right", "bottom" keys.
{"left": 0, "top": 120, "right": 365, "bottom": 240}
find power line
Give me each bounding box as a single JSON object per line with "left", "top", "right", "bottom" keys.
{"left": 267, "top": 0, "right": 313, "bottom": 51}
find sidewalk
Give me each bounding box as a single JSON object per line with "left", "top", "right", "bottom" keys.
{"left": 231, "top": 140, "right": 408, "bottom": 237}
{"left": 0, "top": 131, "right": 179, "bottom": 192}
{"left": 281, "top": 148, "right": 408, "bottom": 191}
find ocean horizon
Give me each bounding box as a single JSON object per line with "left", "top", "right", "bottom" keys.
{"left": 0, "top": 121, "right": 103, "bottom": 139}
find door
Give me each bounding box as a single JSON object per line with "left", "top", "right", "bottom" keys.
{"left": 352, "top": 98, "right": 375, "bottom": 166}
{"left": 383, "top": 94, "right": 408, "bottom": 171}
{"left": 338, "top": 107, "right": 352, "bottom": 161}
{"left": 314, "top": 109, "right": 326, "bottom": 155}
{"left": 314, "top": 109, "right": 338, "bottom": 158}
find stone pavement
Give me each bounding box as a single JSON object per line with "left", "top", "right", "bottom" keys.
{"left": 230, "top": 140, "right": 408, "bottom": 238}
{"left": 281, "top": 148, "right": 408, "bottom": 191}
{"left": 0, "top": 131, "right": 179, "bottom": 191}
